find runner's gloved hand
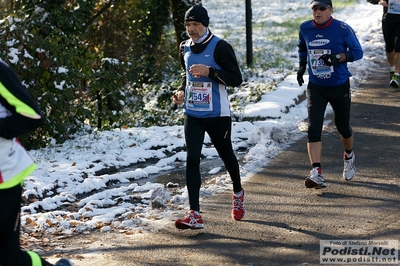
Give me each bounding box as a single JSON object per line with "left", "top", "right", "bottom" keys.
{"left": 318, "top": 54, "right": 340, "bottom": 66}
{"left": 297, "top": 62, "right": 307, "bottom": 86}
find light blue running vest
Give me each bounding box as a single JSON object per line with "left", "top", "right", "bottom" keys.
{"left": 183, "top": 36, "right": 231, "bottom": 118}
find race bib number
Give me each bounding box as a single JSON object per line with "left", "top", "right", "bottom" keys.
{"left": 310, "top": 49, "right": 334, "bottom": 76}
{"left": 388, "top": 0, "right": 400, "bottom": 14}
{"left": 186, "top": 81, "right": 213, "bottom": 111}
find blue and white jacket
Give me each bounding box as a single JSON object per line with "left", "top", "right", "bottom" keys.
{"left": 298, "top": 17, "right": 363, "bottom": 87}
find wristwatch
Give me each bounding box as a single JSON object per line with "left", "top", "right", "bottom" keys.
{"left": 335, "top": 54, "right": 341, "bottom": 60}
{"left": 213, "top": 69, "right": 219, "bottom": 78}
{"left": 208, "top": 67, "right": 219, "bottom": 78}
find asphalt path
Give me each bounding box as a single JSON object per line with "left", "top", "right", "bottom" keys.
{"left": 43, "top": 63, "right": 400, "bottom": 266}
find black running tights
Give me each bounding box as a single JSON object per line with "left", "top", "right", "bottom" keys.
{"left": 0, "top": 184, "right": 52, "bottom": 266}
{"left": 184, "top": 115, "right": 242, "bottom": 212}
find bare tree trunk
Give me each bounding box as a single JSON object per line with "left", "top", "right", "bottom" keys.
{"left": 169, "top": 0, "right": 202, "bottom": 52}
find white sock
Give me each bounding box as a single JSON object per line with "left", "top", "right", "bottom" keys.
{"left": 313, "top": 167, "right": 321, "bottom": 173}
{"left": 234, "top": 190, "right": 243, "bottom": 197}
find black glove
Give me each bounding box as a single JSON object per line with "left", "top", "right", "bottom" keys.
{"left": 318, "top": 54, "right": 340, "bottom": 66}
{"left": 297, "top": 62, "right": 307, "bottom": 86}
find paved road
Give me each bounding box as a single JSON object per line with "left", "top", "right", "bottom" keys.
{"left": 43, "top": 64, "right": 400, "bottom": 266}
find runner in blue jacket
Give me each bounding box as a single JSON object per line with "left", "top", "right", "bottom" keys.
{"left": 367, "top": 0, "right": 400, "bottom": 87}
{"left": 0, "top": 60, "right": 73, "bottom": 266}
{"left": 297, "top": 0, "right": 363, "bottom": 189}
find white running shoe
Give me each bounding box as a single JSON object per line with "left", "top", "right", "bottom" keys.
{"left": 390, "top": 73, "right": 399, "bottom": 88}
{"left": 343, "top": 152, "right": 356, "bottom": 181}
{"left": 305, "top": 168, "right": 327, "bottom": 189}
{"left": 55, "top": 258, "right": 74, "bottom": 266}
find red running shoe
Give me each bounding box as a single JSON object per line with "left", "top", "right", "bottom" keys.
{"left": 232, "top": 189, "right": 245, "bottom": 221}
{"left": 175, "top": 210, "right": 204, "bottom": 229}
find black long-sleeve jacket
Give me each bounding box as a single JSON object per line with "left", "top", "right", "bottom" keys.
{"left": 0, "top": 60, "right": 44, "bottom": 139}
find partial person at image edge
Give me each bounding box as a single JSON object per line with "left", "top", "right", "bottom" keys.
{"left": 366, "top": 0, "right": 400, "bottom": 88}
{"left": 0, "top": 60, "right": 73, "bottom": 266}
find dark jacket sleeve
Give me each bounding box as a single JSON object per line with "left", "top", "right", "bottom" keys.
{"left": 0, "top": 61, "right": 44, "bottom": 139}
{"left": 178, "top": 41, "right": 186, "bottom": 91}
{"left": 213, "top": 39, "right": 243, "bottom": 87}
{"left": 298, "top": 22, "right": 308, "bottom": 64}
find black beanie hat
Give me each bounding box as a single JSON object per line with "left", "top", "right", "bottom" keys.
{"left": 184, "top": 5, "right": 209, "bottom": 27}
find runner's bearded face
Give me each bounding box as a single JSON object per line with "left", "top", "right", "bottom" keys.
{"left": 185, "top": 22, "right": 207, "bottom": 42}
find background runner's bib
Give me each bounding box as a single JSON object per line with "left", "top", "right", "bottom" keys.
{"left": 310, "top": 49, "right": 334, "bottom": 76}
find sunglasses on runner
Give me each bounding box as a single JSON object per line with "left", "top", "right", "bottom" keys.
{"left": 312, "top": 6, "right": 329, "bottom": 11}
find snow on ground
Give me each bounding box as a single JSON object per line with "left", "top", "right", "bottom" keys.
{"left": 21, "top": 0, "right": 385, "bottom": 238}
